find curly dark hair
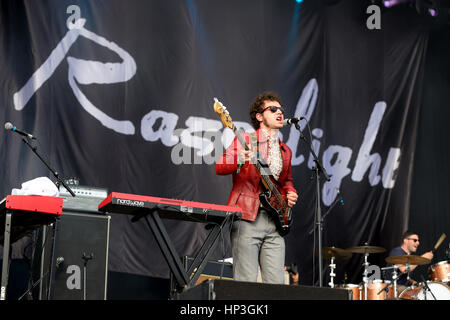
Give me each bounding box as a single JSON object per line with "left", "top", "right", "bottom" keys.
{"left": 249, "top": 91, "right": 282, "bottom": 130}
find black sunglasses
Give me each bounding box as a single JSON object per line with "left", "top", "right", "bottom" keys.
{"left": 407, "top": 238, "right": 419, "bottom": 243}
{"left": 261, "top": 105, "right": 285, "bottom": 114}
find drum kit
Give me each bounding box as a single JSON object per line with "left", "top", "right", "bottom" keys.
{"left": 320, "top": 245, "right": 450, "bottom": 300}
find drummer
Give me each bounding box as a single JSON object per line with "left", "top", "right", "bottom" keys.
{"left": 385, "top": 231, "right": 433, "bottom": 288}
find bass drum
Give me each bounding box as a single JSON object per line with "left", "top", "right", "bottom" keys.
{"left": 399, "top": 282, "right": 450, "bottom": 300}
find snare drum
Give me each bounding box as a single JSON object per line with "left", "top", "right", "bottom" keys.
{"left": 399, "top": 281, "right": 450, "bottom": 300}
{"left": 429, "top": 260, "right": 449, "bottom": 283}
{"left": 361, "top": 280, "right": 395, "bottom": 300}
{"left": 336, "top": 284, "right": 361, "bottom": 300}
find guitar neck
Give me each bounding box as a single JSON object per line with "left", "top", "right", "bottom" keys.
{"left": 233, "top": 126, "right": 250, "bottom": 151}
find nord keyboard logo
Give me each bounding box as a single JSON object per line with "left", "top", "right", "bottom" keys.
{"left": 116, "top": 198, "right": 145, "bottom": 207}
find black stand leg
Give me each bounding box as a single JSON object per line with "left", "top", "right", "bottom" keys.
{"left": 1, "top": 212, "right": 12, "bottom": 300}
{"left": 186, "top": 216, "right": 232, "bottom": 286}
{"left": 420, "top": 275, "right": 437, "bottom": 300}
{"left": 313, "top": 165, "right": 324, "bottom": 287}
{"left": 132, "top": 208, "right": 235, "bottom": 296}
{"left": 143, "top": 210, "right": 190, "bottom": 292}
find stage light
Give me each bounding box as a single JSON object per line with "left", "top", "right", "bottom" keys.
{"left": 415, "top": 0, "right": 444, "bottom": 17}
{"left": 383, "top": 0, "right": 411, "bottom": 7}
{"left": 295, "top": 0, "right": 303, "bottom": 3}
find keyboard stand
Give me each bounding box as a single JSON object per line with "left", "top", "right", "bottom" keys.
{"left": 1, "top": 211, "right": 12, "bottom": 300}
{"left": 130, "top": 206, "right": 234, "bottom": 296}
{"left": 1, "top": 195, "right": 62, "bottom": 300}
{"left": 0, "top": 209, "right": 58, "bottom": 300}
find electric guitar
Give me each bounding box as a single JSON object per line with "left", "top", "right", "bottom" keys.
{"left": 213, "top": 98, "right": 293, "bottom": 236}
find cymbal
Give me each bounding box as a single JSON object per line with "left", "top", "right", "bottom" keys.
{"left": 385, "top": 255, "right": 431, "bottom": 266}
{"left": 347, "top": 245, "right": 386, "bottom": 254}
{"left": 319, "top": 247, "right": 352, "bottom": 260}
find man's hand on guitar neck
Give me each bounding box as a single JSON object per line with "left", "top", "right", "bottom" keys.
{"left": 238, "top": 149, "right": 254, "bottom": 164}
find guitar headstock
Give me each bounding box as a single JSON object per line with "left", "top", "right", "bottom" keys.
{"left": 213, "top": 98, "right": 234, "bottom": 130}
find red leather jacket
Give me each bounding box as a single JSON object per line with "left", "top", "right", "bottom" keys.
{"left": 215, "top": 129, "right": 296, "bottom": 221}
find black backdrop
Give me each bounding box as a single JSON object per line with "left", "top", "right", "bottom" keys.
{"left": 408, "top": 25, "right": 450, "bottom": 282}
{"left": 1, "top": 0, "right": 449, "bottom": 288}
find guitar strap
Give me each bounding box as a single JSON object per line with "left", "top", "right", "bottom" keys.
{"left": 250, "top": 132, "right": 271, "bottom": 176}
{"left": 250, "top": 132, "right": 265, "bottom": 210}
{"left": 249, "top": 132, "right": 258, "bottom": 165}
{"left": 236, "top": 132, "right": 257, "bottom": 174}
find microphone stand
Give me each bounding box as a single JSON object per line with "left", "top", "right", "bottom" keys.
{"left": 15, "top": 137, "right": 75, "bottom": 301}
{"left": 308, "top": 192, "right": 342, "bottom": 235}
{"left": 82, "top": 253, "right": 94, "bottom": 300}
{"left": 293, "top": 121, "right": 330, "bottom": 287}
{"left": 21, "top": 137, "right": 75, "bottom": 197}
{"left": 18, "top": 268, "right": 51, "bottom": 300}
{"left": 420, "top": 275, "right": 437, "bottom": 300}
{"left": 377, "top": 284, "right": 390, "bottom": 296}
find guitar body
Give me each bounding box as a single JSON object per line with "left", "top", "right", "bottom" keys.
{"left": 258, "top": 170, "right": 293, "bottom": 237}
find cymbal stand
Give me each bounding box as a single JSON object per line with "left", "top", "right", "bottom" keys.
{"left": 392, "top": 266, "right": 398, "bottom": 298}
{"left": 406, "top": 263, "right": 411, "bottom": 283}
{"left": 381, "top": 265, "right": 399, "bottom": 298}
{"left": 328, "top": 256, "right": 336, "bottom": 288}
{"left": 362, "top": 252, "right": 370, "bottom": 300}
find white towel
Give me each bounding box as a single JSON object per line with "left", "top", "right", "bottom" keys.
{"left": 11, "top": 177, "right": 60, "bottom": 197}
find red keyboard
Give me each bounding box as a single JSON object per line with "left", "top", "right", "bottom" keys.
{"left": 1, "top": 195, "right": 63, "bottom": 215}
{"left": 0, "top": 195, "right": 63, "bottom": 242}
{"left": 98, "top": 192, "right": 242, "bottom": 223}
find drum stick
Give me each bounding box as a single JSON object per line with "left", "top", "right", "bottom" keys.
{"left": 432, "top": 233, "right": 446, "bottom": 252}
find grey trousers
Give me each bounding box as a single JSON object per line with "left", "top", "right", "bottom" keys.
{"left": 231, "top": 208, "right": 285, "bottom": 284}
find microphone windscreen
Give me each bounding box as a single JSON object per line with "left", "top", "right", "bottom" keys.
{"left": 4, "top": 122, "right": 13, "bottom": 130}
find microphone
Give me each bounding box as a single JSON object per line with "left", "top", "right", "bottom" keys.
{"left": 4, "top": 122, "right": 36, "bottom": 139}
{"left": 336, "top": 188, "right": 344, "bottom": 205}
{"left": 283, "top": 117, "right": 305, "bottom": 126}
{"left": 56, "top": 257, "right": 65, "bottom": 268}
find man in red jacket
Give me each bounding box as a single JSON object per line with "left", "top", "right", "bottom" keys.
{"left": 216, "top": 91, "right": 298, "bottom": 284}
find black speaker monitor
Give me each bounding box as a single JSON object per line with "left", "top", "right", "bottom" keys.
{"left": 39, "top": 211, "right": 110, "bottom": 300}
